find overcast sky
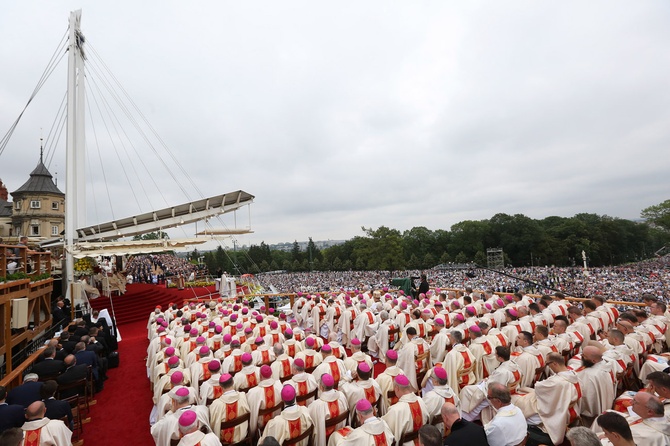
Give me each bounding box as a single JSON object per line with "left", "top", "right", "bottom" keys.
{"left": 1, "top": 1, "right": 668, "bottom": 249}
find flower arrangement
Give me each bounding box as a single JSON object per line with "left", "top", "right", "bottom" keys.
{"left": 73, "top": 257, "right": 96, "bottom": 276}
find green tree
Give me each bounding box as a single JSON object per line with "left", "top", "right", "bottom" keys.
{"left": 332, "top": 257, "right": 343, "bottom": 271}
{"left": 355, "top": 226, "right": 405, "bottom": 270}
{"left": 291, "top": 241, "right": 302, "bottom": 261}
{"left": 474, "top": 251, "right": 487, "bottom": 266}
{"left": 439, "top": 252, "right": 451, "bottom": 264}
{"left": 641, "top": 200, "right": 670, "bottom": 232}
{"left": 454, "top": 251, "right": 468, "bottom": 263}
{"left": 132, "top": 230, "right": 169, "bottom": 241}
{"left": 422, "top": 253, "right": 436, "bottom": 269}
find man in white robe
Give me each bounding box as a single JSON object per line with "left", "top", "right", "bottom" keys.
{"left": 313, "top": 344, "right": 348, "bottom": 389}
{"left": 208, "top": 373, "right": 250, "bottom": 442}
{"left": 422, "top": 366, "right": 459, "bottom": 432}
{"left": 176, "top": 410, "right": 221, "bottom": 446}
{"left": 327, "top": 398, "right": 395, "bottom": 446}
{"left": 308, "top": 374, "right": 350, "bottom": 446}
{"left": 367, "top": 311, "right": 397, "bottom": 359}
{"left": 21, "top": 401, "right": 72, "bottom": 446}
{"left": 594, "top": 393, "right": 670, "bottom": 446}
{"left": 289, "top": 358, "right": 319, "bottom": 407}
{"left": 396, "top": 326, "right": 431, "bottom": 391}
{"left": 295, "top": 337, "right": 323, "bottom": 371}
{"left": 575, "top": 345, "right": 615, "bottom": 419}
{"left": 428, "top": 318, "right": 450, "bottom": 364}
{"left": 381, "top": 374, "right": 429, "bottom": 446}
{"left": 442, "top": 330, "right": 476, "bottom": 398}
{"left": 247, "top": 365, "right": 284, "bottom": 435}
{"left": 151, "top": 387, "right": 211, "bottom": 446}
{"left": 511, "top": 352, "right": 581, "bottom": 446}
{"left": 510, "top": 331, "right": 544, "bottom": 388}
{"left": 468, "top": 324, "right": 497, "bottom": 382}
{"left": 376, "top": 350, "right": 406, "bottom": 415}
{"left": 232, "top": 352, "right": 260, "bottom": 392}
{"left": 343, "top": 338, "right": 373, "bottom": 375}
{"left": 271, "top": 343, "right": 294, "bottom": 381}
{"left": 339, "top": 363, "right": 382, "bottom": 414}
{"left": 260, "top": 384, "right": 314, "bottom": 446}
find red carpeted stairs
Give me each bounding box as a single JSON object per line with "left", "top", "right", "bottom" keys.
{"left": 88, "top": 283, "right": 218, "bottom": 325}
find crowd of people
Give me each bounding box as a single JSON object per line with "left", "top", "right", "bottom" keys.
{"left": 257, "top": 255, "right": 670, "bottom": 304}
{"left": 143, "top": 259, "right": 670, "bottom": 446}
{"left": 125, "top": 254, "right": 198, "bottom": 285}
{"left": 0, "top": 310, "right": 117, "bottom": 445}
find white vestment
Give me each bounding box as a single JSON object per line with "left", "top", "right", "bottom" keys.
{"left": 21, "top": 418, "right": 72, "bottom": 446}
{"left": 208, "top": 390, "right": 250, "bottom": 441}
{"left": 381, "top": 393, "right": 429, "bottom": 446}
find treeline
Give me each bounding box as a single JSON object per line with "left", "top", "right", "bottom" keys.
{"left": 202, "top": 211, "right": 670, "bottom": 274}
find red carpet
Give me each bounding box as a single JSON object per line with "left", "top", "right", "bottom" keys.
{"left": 82, "top": 319, "right": 153, "bottom": 445}
{"left": 89, "top": 283, "right": 218, "bottom": 325}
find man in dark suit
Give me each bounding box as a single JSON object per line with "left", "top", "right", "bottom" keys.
{"left": 59, "top": 331, "right": 77, "bottom": 356}
{"left": 56, "top": 355, "right": 89, "bottom": 399}
{"left": 6, "top": 374, "right": 42, "bottom": 408}
{"left": 73, "top": 341, "right": 103, "bottom": 391}
{"left": 0, "top": 385, "right": 25, "bottom": 434}
{"left": 30, "top": 346, "right": 65, "bottom": 380}
{"left": 442, "top": 402, "right": 489, "bottom": 446}
{"left": 40, "top": 380, "right": 72, "bottom": 429}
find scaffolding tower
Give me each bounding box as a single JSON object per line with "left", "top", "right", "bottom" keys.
{"left": 487, "top": 247, "right": 505, "bottom": 269}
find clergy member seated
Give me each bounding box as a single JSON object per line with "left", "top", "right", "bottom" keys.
{"left": 381, "top": 374, "right": 429, "bottom": 446}
{"left": 208, "top": 373, "right": 250, "bottom": 442}
{"left": 21, "top": 400, "right": 72, "bottom": 446}
{"left": 327, "top": 398, "right": 395, "bottom": 446}
{"left": 308, "top": 374, "right": 349, "bottom": 446}
{"left": 176, "top": 410, "right": 220, "bottom": 446}
{"left": 260, "top": 384, "right": 314, "bottom": 446}
{"left": 594, "top": 393, "right": 670, "bottom": 446}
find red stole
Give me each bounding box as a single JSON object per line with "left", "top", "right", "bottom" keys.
{"left": 202, "top": 363, "right": 212, "bottom": 381}
{"left": 232, "top": 355, "right": 242, "bottom": 373}
{"left": 363, "top": 386, "right": 377, "bottom": 405}
{"left": 221, "top": 401, "right": 238, "bottom": 443}
{"left": 271, "top": 333, "right": 280, "bottom": 345}
{"left": 261, "top": 350, "right": 270, "bottom": 364}
{"left": 262, "top": 386, "right": 276, "bottom": 425}
{"left": 212, "top": 341, "right": 221, "bottom": 350}
{"left": 245, "top": 372, "right": 257, "bottom": 389}
{"left": 213, "top": 386, "right": 224, "bottom": 399}
{"left": 288, "top": 419, "right": 302, "bottom": 440}
{"left": 408, "top": 401, "right": 423, "bottom": 445}
{"left": 459, "top": 351, "right": 473, "bottom": 387}
{"left": 297, "top": 381, "right": 309, "bottom": 406}
{"left": 287, "top": 344, "right": 296, "bottom": 357}
{"left": 281, "top": 359, "right": 291, "bottom": 377}
{"left": 325, "top": 401, "right": 341, "bottom": 436}
{"left": 366, "top": 312, "right": 374, "bottom": 324}
{"left": 305, "top": 354, "right": 315, "bottom": 369}
{"left": 23, "top": 428, "right": 42, "bottom": 446}
{"left": 568, "top": 382, "right": 582, "bottom": 424}
{"left": 496, "top": 334, "right": 507, "bottom": 346}
{"left": 373, "top": 432, "right": 388, "bottom": 446}
{"left": 259, "top": 326, "right": 267, "bottom": 337}
{"left": 328, "top": 361, "right": 341, "bottom": 386}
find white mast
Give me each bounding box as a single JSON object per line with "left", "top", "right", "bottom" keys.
{"left": 65, "top": 10, "right": 86, "bottom": 299}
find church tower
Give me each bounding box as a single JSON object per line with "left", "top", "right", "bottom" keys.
{"left": 10, "top": 150, "right": 65, "bottom": 241}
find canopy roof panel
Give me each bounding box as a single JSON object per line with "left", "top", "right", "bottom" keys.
{"left": 76, "top": 190, "right": 254, "bottom": 242}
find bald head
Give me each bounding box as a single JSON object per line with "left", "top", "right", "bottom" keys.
{"left": 582, "top": 345, "right": 602, "bottom": 366}
{"left": 26, "top": 401, "right": 46, "bottom": 420}
{"left": 632, "top": 392, "right": 665, "bottom": 419}
{"left": 441, "top": 401, "right": 460, "bottom": 430}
